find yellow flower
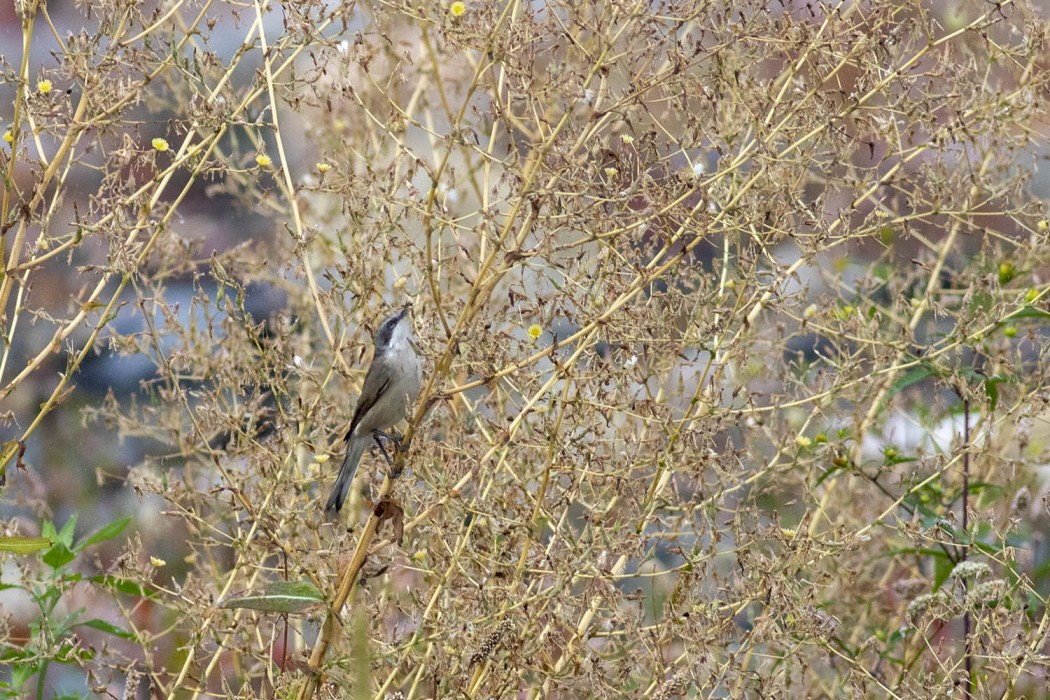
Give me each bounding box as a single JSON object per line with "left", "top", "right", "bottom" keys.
{"left": 3, "top": 130, "right": 12, "bottom": 144}
{"left": 527, "top": 324, "right": 542, "bottom": 340}
{"left": 150, "top": 556, "right": 166, "bottom": 567}
{"left": 603, "top": 166, "right": 619, "bottom": 178}
{"left": 450, "top": 1, "right": 467, "bottom": 16}
{"left": 37, "top": 80, "right": 52, "bottom": 94}
{"left": 255, "top": 153, "right": 272, "bottom": 167}
{"left": 316, "top": 162, "right": 331, "bottom": 173}
{"left": 796, "top": 435, "right": 812, "bottom": 448}
{"left": 620, "top": 133, "right": 635, "bottom": 145}
{"left": 152, "top": 138, "right": 169, "bottom": 152}
{"left": 998, "top": 261, "right": 1017, "bottom": 284}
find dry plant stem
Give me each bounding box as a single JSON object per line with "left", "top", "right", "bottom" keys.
{"left": 838, "top": 148, "right": 996, "bottom": 465}
{"left": 439, "top": 2, "right": 1016, "bottom": 415}
{"left": 740, "top": 283, "right": 1050, "bottom": 418}
{"left": 179, "top": 417, "right": 328, "bottom": 700}
{"left": 6, "top": 0, "right": 1048, "bottom": 695}
{"left": 0, "top": 1, "right": 217, "bottom": 476}
{"left": 296, "top": 8, "right": 537, "bottom": 693}
{"left": 962, "top": 398, "right": 973, "bottom": 700}
{"left": 0, "top": 0, "right": 238, "bottom": 365}
{"left": 462, "top": 379, "right": 572, "bottom": 697}
{"left": 328, "top": 393, "right": 515, "bottom": 699}
{"left": 386, "top": 343, "right": 602, "bottom": 694}
{"left": 526, "top": 3, "right": 1014, "bottom": 676}
{"left": 806, "top": 6, "right": 1018, "bottom": 445}
{"left": 366, "top": 325, "right": 602, "bottom": 694}
{"left": 382, "top": 468, "right": 557, "bottom": 699}
{"left": 1, "top": 111, "right": 238, "bottom": 477}
{"left": 296, "top": 476, "right": 394, "bottom": 699}
{"left": 379, "top": 194, "right": 1041, "bottom": 695}
{"left": 252, "top": 0, "right": 341, "bottom": 369}
{"left": 1, "top": 6, "right": 353, "bottom": 687}
{"left": 422, "top": 0, "right": 520, "bottom": 336}
{"left": 0, "top": 0, "right": 37, "bottom": 251}
{"left": 803, "top": 138, "right": 1001, "bottom": 668}
{"left": 157, "top": 15, "right": 347, "bottom": 696}
{"left": 162, "top": 274, "right": 332, "bottom": 696}
{"left": 402, "top": 513, "right": 482, "bottom": 699}
{"left": 363, "top": 214, "right": 621, "bottom": 696}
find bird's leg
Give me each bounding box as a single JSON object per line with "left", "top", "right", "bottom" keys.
{"left": 373, "top": 430, "right": 408, "bottom": 479}
{"left": 374, "top": 429, "right": 405, "bottom": 450}
{"left": 367, "top": 440, "right": 388, "bottom": 461}
{"left": 371, "top": 433, "right": 395, "bottom": 465}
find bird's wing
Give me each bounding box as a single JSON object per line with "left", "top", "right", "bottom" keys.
{"left": 344, "top": 359, "right": 390, "bottom": 441}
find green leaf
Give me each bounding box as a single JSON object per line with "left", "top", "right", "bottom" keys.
{"left": 814, "top": 464, "right": 845, "bottom": 487}
{"left": 883, "top": 362, "right": 937, "bottom": 407}
{"left": 75, "top": 618, "right": 137, "bottom": 641}
{"left": 218, "top": 580, "right": 326, "bottom": 614}
{"left": 56, "top": 514, "right": 78, "bottom": 548}
{"left": 932, "top": 552, "right": 955, "bottom": 590}
{"left": 883, "top": 449, "right": 917, "bottom": 467}
{"left": 985, "top": 380, "right": 999, "bottom": 411}
{"left": 883, "top": 627, "right": 911, "bottom": 647}
{"left": 89, "top": 575, "right": 158, "bottom": 599}
{"left": 948, "top": 481, "right": 1004, "bottom": 503}
{"left": 10, "top": 661, "right": 36, "bottom": 690}
{"left": 958, "top": 370, "right": 1009, "bottom": 411}
{"left": 41, "top": 541, "right": 76, "bottom": 570}
{"left": 75, "top": 517, "right": 131, "bottom": 552}
{"left": 0, "top": 646, "right": 33, "bottom": 664}
{"left": 1007, "top": 306, "right": 1050, "bottom": 321}
{"left": 881, "top": 547, "right": 948, "bottom": 559}
{"left": 0, "top": 535, "right": 52, "bottom": 555}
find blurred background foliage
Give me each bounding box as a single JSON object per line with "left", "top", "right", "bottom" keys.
{"left": 2, "top": 0, "right": 1050, "bottom": 697}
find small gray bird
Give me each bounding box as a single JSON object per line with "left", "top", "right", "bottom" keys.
{"left": 325, "top": 305, "right": 422, "bottom": 514}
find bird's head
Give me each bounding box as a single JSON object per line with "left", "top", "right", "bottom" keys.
{"left": 374, "top": 305, "right": 414, "bottom": 354}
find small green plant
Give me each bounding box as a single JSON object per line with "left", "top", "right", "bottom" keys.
{"left": 0, "top": 515, "right": 141, "bottom": 699}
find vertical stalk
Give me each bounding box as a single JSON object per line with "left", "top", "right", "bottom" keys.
{"left": 962, "top": 398, "right": 972, "bottom": 700}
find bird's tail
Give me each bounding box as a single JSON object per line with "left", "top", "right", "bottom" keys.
{"left": 325, "top": 436, "right": 368, "bottom": 514}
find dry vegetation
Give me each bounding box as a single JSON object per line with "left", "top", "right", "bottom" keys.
{"left": 3, "top": 0, "right": 1050, "bottom": 697}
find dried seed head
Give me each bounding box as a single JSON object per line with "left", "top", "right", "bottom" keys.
{"left": 469, "top": 619, "right": 515, "bottom": 666}
{"left": 653, "top": 671, "right": 688, "bottom": 700}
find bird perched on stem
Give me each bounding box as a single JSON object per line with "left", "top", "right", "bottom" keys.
{"left": 325, "top": 305, "right": 422, "bottom": 514}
